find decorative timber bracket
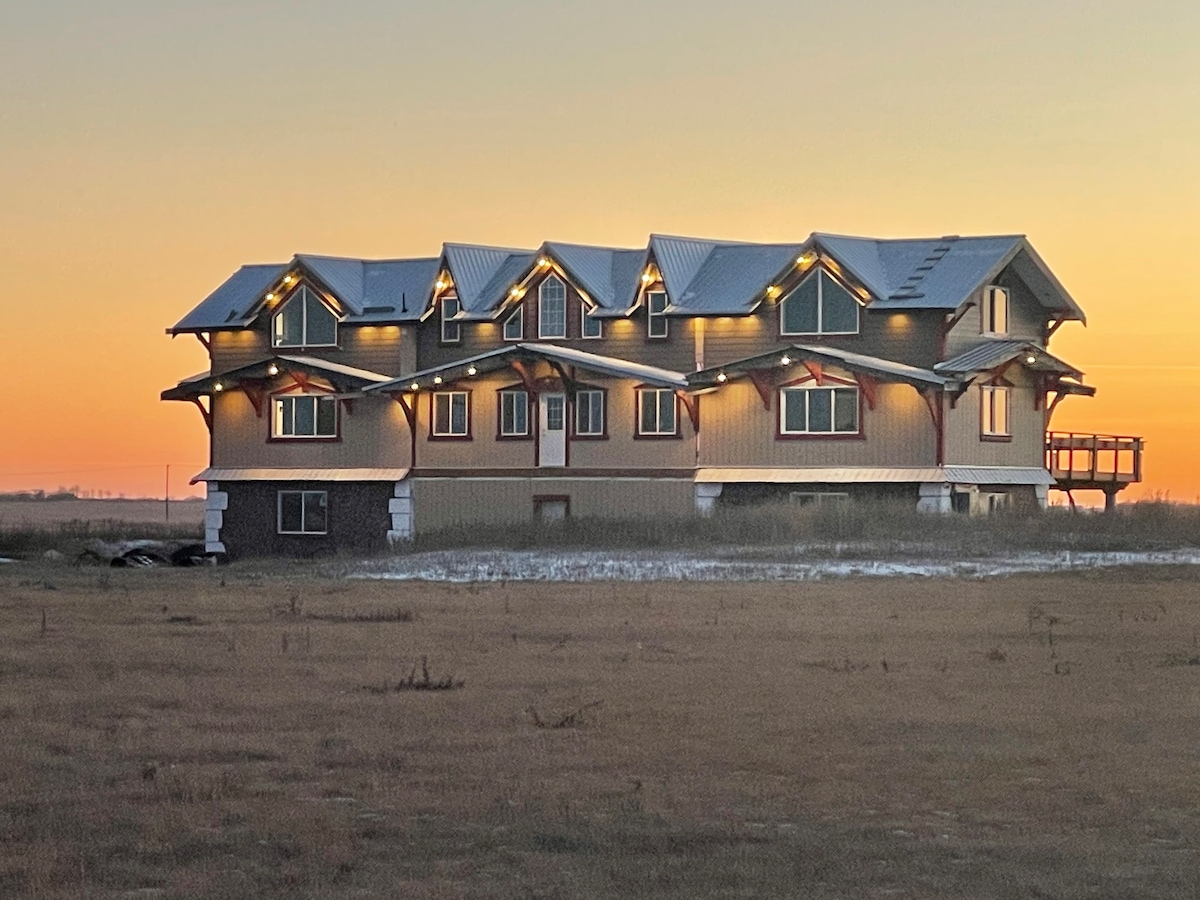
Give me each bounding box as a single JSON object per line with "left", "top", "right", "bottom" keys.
{"left": 676, "top": 392, "right": 700, "bottom": 432}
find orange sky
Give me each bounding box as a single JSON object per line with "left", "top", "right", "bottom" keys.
{"left": 2, "top": 1, "right": 1198, "bottom": 501}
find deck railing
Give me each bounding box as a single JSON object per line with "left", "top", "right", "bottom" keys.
{"left": 1046, "top": 432, "right": 1144, "bottom": 486}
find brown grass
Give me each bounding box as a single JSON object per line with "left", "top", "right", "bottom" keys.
{"left": 2, "top": 560, "right": 1200, "bottom": 897}
{"left": 0, "top": 499, "right": 205, "bottom": 528}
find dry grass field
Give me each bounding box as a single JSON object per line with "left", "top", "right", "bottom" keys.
{"left": 0, "top": 500, "right": 204, "bottom": 529}
{"left": 2, "top": 561, "right": 1200, "bottom": 898}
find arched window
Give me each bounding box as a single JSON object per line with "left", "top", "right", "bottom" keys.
{"left": 272, "top": 286, "right": 338, "bottom": 347}
{"left": 538, "top": 276, "right": 567, "bottom": 339}
{"left": 780, "top": 270, "right": 859, "bottom": 336}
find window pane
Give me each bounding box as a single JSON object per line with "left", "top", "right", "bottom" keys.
{"left": 808, "top": 389, "right": 833, "bottom": 432}
{"left": 648, "top": 292, "right": 667, "bottom": 314}
{"left": 303, "top": 492, "right": 327, "bottom": 533}
{"left": 782, "top": 275, "right": 819, "bottom": 334}
{"left": 504, "top": 306, "right": 522, "bottom": 340}
{"left": 577, "top": 391, "right": 603, "bottom": 434}
{"left": 993, "top": 289, "right": 1008, "bottom": 333}
{"left": 647, "top": 292, "right": 668, "bottom": 338}
{"left": 540, "top": 278, "right": 566, "bottom": 337}
{"left": 514, "top": 394, "right": 527, "bottom": 434}
{"left": 304, "top": 292, "right": 337, "bottom": 345}
{"left": 295, "top": 396, "right": 315, "bottom": 435}
{"left": 582, "top": 302, "right": 602, "bottom": 338}
{"left": 435, "top": 393, "right": 450, "bottom": 433}
{"left": 442, "top": 298, "right": 460, "bottom": 342}
{"left": 546, "top": 395, "right": 564, "bottom": 431}
{"left": 639, "top": 392, "right": 656, "bottom": 433}
{"left": 274, "top": 296, "right": 304, "bottom": 346}
{"left": 279, "top": 492, "right": 303, "bottom": 532}
{"left": 316, "top": 397, "right": 336, "bottom": 436}
{"left": 782, "top": 391, "right": 807, "bottom": 433}
{"left": 451, "top": 394, "right": 467, "bottom": 434}
{"left": 658, "top": 390, "right": 675, "bottom": 433}
{"left": 501, "top": 393, "right": 514, "bottom": 434}
{"left": 274, "top": 398, "right": 294, "bottom": 436}
{"left": 833, "top": 388, "right": 858, "bottom": 432}
{"left": 994, "top": 387, "right": 1008, "bottom": 434}
{"left": 821, "top": 273, "right": 859, "bottom": 334}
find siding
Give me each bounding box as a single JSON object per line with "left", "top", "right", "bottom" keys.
{"left": 411, "top": 476, "right": 694, "bottom": 532}
{"left": 698, "top": 378, "right": 937, "bottom": 468}
{"left": 212, "top": 391, "right": 410, "bottom": 468}
{"left": 944, "top": 268, "right": 1047, "bottom": 359}
{"left": 943, "top": 369, "right": 1047, "bottom": 468}
{"left": 220, "top": 480, "right": 392, "bottom": 557}
{"left": 411, "top": 372, "right": 536, "bottom": 470}
{"left": 210, "top": 323, "right": 413, "bottom": 378}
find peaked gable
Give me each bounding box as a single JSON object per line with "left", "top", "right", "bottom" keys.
{"left": 442, "top": 243, "right": 536, "bottom": 313}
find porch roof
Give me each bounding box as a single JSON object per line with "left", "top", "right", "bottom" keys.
{"left": 366, "top": 343, "right": 689, "bottom": 393}
{"left": 690, "top": 344, "right": 952, "bottom": 391}
{"left": 192, "top": 467, "right": 408, "bottom": 484}
{"left": 161, "top": 355, "right": 391, "bottom": 401}
{"left": 936, "top": 340, "right": 1083, "bottom": 378}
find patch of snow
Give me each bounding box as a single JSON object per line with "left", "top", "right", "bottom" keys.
{"left": 0, "top": 557, "right": 14, "bottom": 564}
{"left": 351, "top": 548, "right": 1200, "bottom": 583}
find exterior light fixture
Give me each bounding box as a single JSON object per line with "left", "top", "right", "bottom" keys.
{"left": 780, "top": 355, "right": 791, "bottom": 366}
{"left": 282, "top": 275, "right": 294, "bottom": 285}
{"left": 510, "top": 286, "right": 521, "bottom": 297}
{"left": 213, "top": 382, "right": 224, "bottom": 392}
{"left": 1026, "top": 355, "right": 1037, "bottom": 365}
{"left": 265, "top": 292, "right": 275, "bottom": 302}
{"left": 716, "top": 372, "right": 727, "bottom": 383}
{"left": 467, "top": 365, "right": 477, "bottom": 376}
{"left": 410, "top": 382, "right": 419, "bottom": 391}
{"left": 641, "top": 272, "right": 653, "bottom": 284}
{"left": 797, "top": 253, "right": 813, "bottom": 266}
{"left": 538, "top": 257, "right": 551, "bottom": 268}
{"left": 433, "top": 375, "right": 443, "bottom": 384}
{"left": 766, "top": 285, "right": 781, "bottom": 299}
{"left": 267, "top": 363, "right": 279, "bottom": 376}
{"left": 436, "top": 279, "right": 446, "bottom": 290}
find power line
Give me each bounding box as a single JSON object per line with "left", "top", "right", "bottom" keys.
{"left": 0, "top": 463, "right": 204, "bottom": 478}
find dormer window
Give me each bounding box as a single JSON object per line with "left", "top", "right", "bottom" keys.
{"left": 582, "top": 300, "right": 603, "bottom": 339}
{"left": 982, "top": 286, "right": 1009, "bottom": 335}
{"left": 539, "top": 276, "right": 566, "bottom": 339}
{"left": 780, "top": 270, "right": 859, "bottom": 336}
{"left": 440, "top": 296, "right": 461, "bottom": 344}
{"left": 503, "top": 305, "right": 523, "bottom": 341}
{"left": 272, "top": 286, "right": 338, "bottom": 348}
{"left": 647, "top": 291, "right": 668, "bottom": 338}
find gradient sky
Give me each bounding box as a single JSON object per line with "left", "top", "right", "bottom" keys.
{"left": 2, "top": 0, "right": 1197, "bottom": 500}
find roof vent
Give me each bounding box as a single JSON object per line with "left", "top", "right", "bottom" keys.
{"left": 888, "top": 241, "right": 955, "bottom": 301}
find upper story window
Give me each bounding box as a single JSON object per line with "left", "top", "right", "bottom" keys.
{"left": 646, "top": 291, "right": 668, "bottom": 338}
{"left": 780, "top": 386, "right": 859, "bottom": 435}
{"left": 432, "top": 390, "right": 470, "bottom": 438}
{"left": 539, "top": 276, "right": 566, "bottom": 339}
{"left": 637, "top": 387, "right": 677, "bottom": 436}
{"left": 780, "top": 270, "right": 859, "bottom": 336}
{"left": 440, "top": 296, "right": 461, "bottom": 343}
{"left": 498, "top": 389, "right": 529, "bottom": 437}
{"left": 575, "top": 389, "right": 605, "bottom": 436}
{"left": 582, "top": 301, "right": 603, "bottom": 339}
{"left": 503, "top": 305, "right": 523, "bottom": 341}
{"left": 981, "top": 385, "right": 1010, "bottom": 437}
{"left": 982, "top": 286, "right": 1009, "bottom": 335}
{"left": 272, "top": 286, "right": 338, "bottom": 348}
{"left": 272, "top": 394, "right": 338, "bottom": 439}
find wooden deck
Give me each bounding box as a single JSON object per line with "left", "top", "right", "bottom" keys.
{"left": 1046, "top": 432, "right": 1144, "bottom": 507}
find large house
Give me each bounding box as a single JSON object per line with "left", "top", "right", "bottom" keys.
{"left": 163, "top": 233, "right": 1142, "bottom": 557}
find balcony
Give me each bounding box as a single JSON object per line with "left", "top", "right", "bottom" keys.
{"left": 1046, "top": 431, "right": 1144, "bottom": 509}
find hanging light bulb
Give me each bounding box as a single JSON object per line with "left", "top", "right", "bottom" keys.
{"left": 716, "top": 372, "right": 727, "bottom": 383}
{"left": 780, "top": 355, "right": 791, "bottom": 366}
{"left": 433, "top": 375, "right": 443, "bottom": 384}
{"left": 410, "top": 382, "right": 419, "bottom": 391}
{"left": 213, "top": 382, "right": 224, "bottom": 392}
{"left": 267, "top": 363, "right": 279, "bottom": 376}
{"left": 467, "top": 365, "right": 477, "bottom": 376}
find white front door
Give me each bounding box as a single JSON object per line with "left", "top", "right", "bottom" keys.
{"left": 539, "top": 392, "right": 566, "bottom": 467}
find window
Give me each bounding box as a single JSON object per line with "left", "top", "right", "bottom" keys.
{"left": 780, "top": 270, "right": 860, "bottom": 336}
{"left": 272, "top": 286, "right": 338, "bottom": 347}
{"left": 440, "top": 296, "right": 461, "bottom": 343}
{"left": 432, "top": 391, "right": 470, "bottom": 437}
{"left": 637, "top": 388, "right": 677, "bottom": 436}
{"left": 575, "top": 390, "right": 605, "bottom": 436}
{"left": 780, "top": 386, "right": 859, "bottom": 434}
{"left": 647, "top": 291, "right": 668, "bottom": 338}
{"left": 982, "top": 286, "right": 1009, "bottom": 335}
{"left": 278, "top": 490, "right": 327, "bottom": 535}
{"left": 272, "top": 395, "right": 337, "bottom": 438}
{"left": 981, "top": 385, "right": 1010, "bottom": 437}
{"left": 582, "top": 300, "right": 602, "bottom": 339}
{"left": 498, "top": 389, "right": 529, "bottom": 437}
{"left": 539, "top": 276, "right": 566, "bottom": 338}
{"left": 503, "top": 305, "right": 523, "bottom": 341}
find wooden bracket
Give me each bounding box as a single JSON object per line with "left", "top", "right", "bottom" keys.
{"left": 854, "top": 373, "right": 879, "bottom": 410}
{"left": 391, "top": 392, "right": 418, "bottom": 430}
{"left": 1047, "top": 317, "right": 1067, "bottom": 339}
{"left": 921, "top": 389, "right": 945, "bottom": 465}
{"left": 938, "top": 301, "right": 977, "bottom": 357}
{"left": 801, "top": 360, "right": 826, "bottom": 385}
{"left": 510, "top": 359, "right": 537, "bottom": 393}
{"left": 677, "top": 391, "right": 700, "bottom": 433}
{"left": 341, "top": 398, "right": 355, "bottom": 416}
{"left": 746, "top": 369, "right": 776, "bottom": 410}
{"left": 194, "top": 333, "right": 211, "bottom": 352}
{"left": 242, "top": 381, "right": 265, "bottom": 418}
{"left": 189, "top": 397, "right": 212, "bottom": 432}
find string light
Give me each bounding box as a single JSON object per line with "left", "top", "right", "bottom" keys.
{"left": 716, "top": 372, "right": 727, "bottom": 383}
{"left": 410, "top": 382, "right": 419, "bottom": 391}
{"left": 467, "top": 365, "right": 478, "bottom": 376}
{"left": 510, "top": 286, "right": 522, "bottom": 297}
{"left": 213, "top": 382, "right": 224, "bottom": 392}
{"left": 641, "top": 272, "right": 653, "bottom": 284}
{"left": 433, "top": 375, "right": 443, "bottom": 384}
{"left": 1026, "top": 355, "right": 1037, "bottom": 365}
{"left": 282, "top": 275, "right": 294, "bottom": 285}
{"left": 436, "top": 279, "right": 447, "bottom": 290}
{"left": 780, "top": 355, "right": 791, "bottom": 366}
{"left": 265, "top": 293, "right": 275, "bottom": 302}
{"left": 267, "top": 364, "right": 279, "bottom": 375}
{"left": 538, "top": 257, "right": 551, "bottom": 268}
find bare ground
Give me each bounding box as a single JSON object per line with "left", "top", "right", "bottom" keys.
{"left": 2, "top": 560, "right": 1200, "bottom": 898}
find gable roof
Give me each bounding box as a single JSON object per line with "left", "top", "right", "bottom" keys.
{"left": 544, "top": 242, "right": 649, "bottom": 312}
{"left": 442, "top": 243, "right": 537, "bottom": 314}
{"left": 935, "top": 339, "right": 1083, "bottom": 379}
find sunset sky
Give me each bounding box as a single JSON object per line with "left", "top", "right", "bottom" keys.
{"left": 2, "top": 0, "right": 1197, "bottom": 501}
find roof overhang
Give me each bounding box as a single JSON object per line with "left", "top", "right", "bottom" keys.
{"left": 161, "top": 355, "right": 391, "bottom": 401}
{"left": 193, "top": 467, "right": 409, "bottom": 484}
{"left": 696, "top": 466, "right": 1055, "bottom": 486}
{"left": 690, "top": 344, "right": 953, "bottom": 392}
{"left": 936, "top": 340, "right": 1085, "bottom": 380}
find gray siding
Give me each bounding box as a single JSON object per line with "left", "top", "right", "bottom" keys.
{"left": 944, "top": 268, "right": 1048, "bottom": 360}
{"left": 943, "top": 369, "right": 1046, "bottom": 468}
{"left": 210, "top": 322, "right": 414, "bottom": 378}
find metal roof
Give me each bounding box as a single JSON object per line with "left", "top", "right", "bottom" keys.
{"left": 171, "top": 263, "right": 287, "bottom": 332}
{"left": 695, "top": 466, "right": 1054, "bottom": 486}
{"left": 442, "top": 244, "right": 536, "bottom": 314}
{"left": 670, "top": 243, "right": 805, "bottom": 315}
{"left": 193, "top": 467, "right": 409, "bottom": 484}
{"left": 367, "top": 344, "right": 688, "bottom": 393}
{"left": 162, "top": 355, "right": 392, "bottom": 401}
{"left": 936, "top": 340, "right": 1082, "bottom": 378}
{"left": 544, "top": 242, "right": 648, "bottom": 311}
{"left": 649, "top": 235, "right": 733, "bottom": 302}
{"left": 691, "top": 344, "right": 950, "bottom": 390}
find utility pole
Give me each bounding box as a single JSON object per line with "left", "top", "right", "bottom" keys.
{"left": 165, "top": 464, "right": 170, "bottom": 523}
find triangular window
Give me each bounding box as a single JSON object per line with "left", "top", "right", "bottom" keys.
{"left": 272, "top": 286, "right": 338, "bottom": 347}
{"left": 503, "top": 304, "right": 523, "bottom": 341}
{"left": 780, "top": 270, "right": 859, "bottom": 336}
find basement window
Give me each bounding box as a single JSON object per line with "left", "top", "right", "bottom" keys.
{"left": 278, "top": 490, "right": 327, "bottom": 535}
